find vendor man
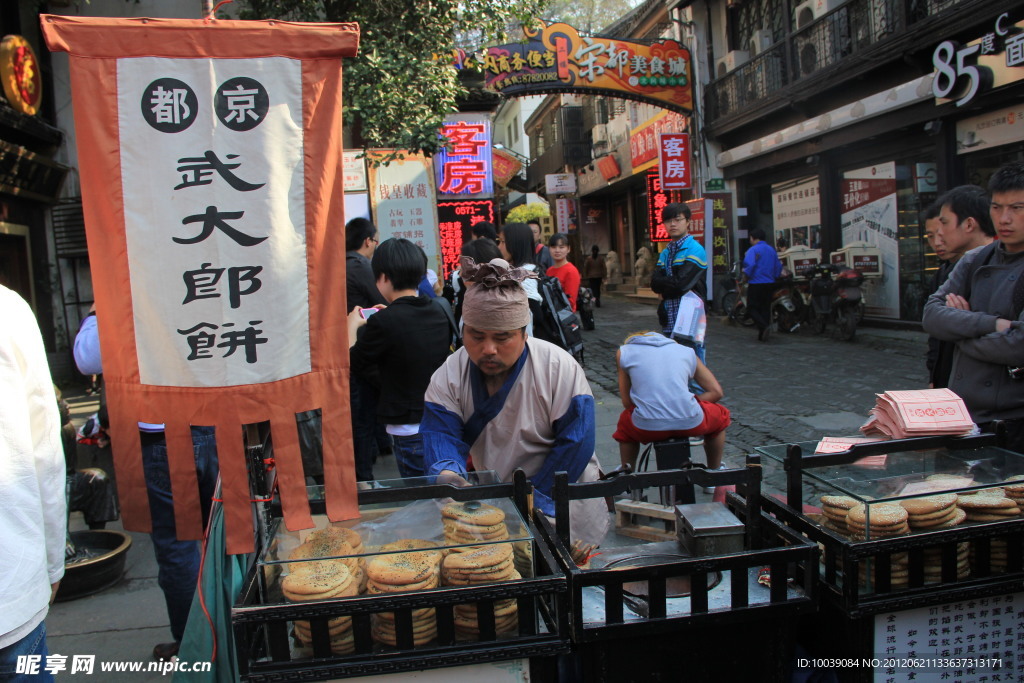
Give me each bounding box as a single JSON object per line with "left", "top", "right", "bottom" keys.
{"left": 420, "top": 258, "right": 608, "bottom": 544}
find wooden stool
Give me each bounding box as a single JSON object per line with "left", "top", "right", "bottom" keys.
{"left": 615, "top": 438, "right": 694, "bottom": 540}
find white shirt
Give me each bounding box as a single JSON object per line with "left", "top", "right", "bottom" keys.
{"left": 0, "top": 285, "right": 67, "bottom": 647}
{"left": 74, "top": 315, "right": 164, "bottom": 432}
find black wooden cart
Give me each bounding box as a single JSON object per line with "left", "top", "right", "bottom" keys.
{"left": 538, "top": 464, "right": 819, "bottom": 682}
{"left": 752, "top": 432, "right": 1024, "bottom": 682}
{"left": 232, "top": 471, "right": 568, "bottom": 681}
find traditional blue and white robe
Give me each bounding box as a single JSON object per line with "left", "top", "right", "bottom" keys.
{"left": 422, "top": 338, "right": 609, "bottom": 544}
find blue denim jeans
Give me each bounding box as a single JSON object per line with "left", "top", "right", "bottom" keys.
{"left": 391, "top": 432, "right": 426, "bottom": 479}
{"left": 0, "top": 620, "right": 51, "bottom": 682}
{"left": 142, "top": 426, "right": 218, "bottom": 643}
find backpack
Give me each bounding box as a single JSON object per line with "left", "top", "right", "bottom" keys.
{"left": 536, "top": 275, "right": 585, "bottom": 363}
{"left": 577, "top": 287, "right": 595, "bottom": 330}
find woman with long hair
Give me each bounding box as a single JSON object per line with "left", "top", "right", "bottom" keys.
{"left": 498, "top": 222, "right": 551, "bottom": 340}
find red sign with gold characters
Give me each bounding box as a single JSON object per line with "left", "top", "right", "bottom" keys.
{"left": 485, "top": 21, "right": 693, "bottom": 115}
{"left": 1, "top": 35, "right": 42, "bottom": 116}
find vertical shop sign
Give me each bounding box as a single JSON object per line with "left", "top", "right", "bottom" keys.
{"left": 841, "top": 162, "right": 899, "bottom": 318}
{"left": 436, "top": 199, "right": 494, "bottom": 276}
{"left": 343, "top": 150, "right": 367, "bottom": 192}
{"left": 555, "top": 197, "right": 579, "bottom": 234}
{"left": 42, "top": 15, "right": 361, "bottom": 554}
{"left": 647, "top": 172, "right": 685, "bottom": 242}
{"left": 435, "top": 114, "right": 493, "bottom": 197}
{"left": 369, "top": 154, "right": 441, "bottom": 272}
{"left": 709, "top": 194, "right": 731, "bottom": 276}
{"left": 659, "top": 133, "right": 690, "bottom": 190}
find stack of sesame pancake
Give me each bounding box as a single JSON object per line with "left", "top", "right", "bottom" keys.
{"left": 920, "top": 542, "right": 971, "bottom": 584}
{"left": 366, "top": 540, "right": 443, "bottom": 647}
{"left": 442, "top": 542, "right": 519, "bottom": 586}
{"left": 819, "top": 495, "right": 859, "bottom": 535}
{"left": 959, "top": 491, "right": 1022, "bottom": 572}
{"left": 291, "top": 526, "right": 366, "bottom": 592}
{"left": 442, "top": 501, "right": 510, "bottom": 548}
{"left": 441, "top": 543, "right": 520, "bottom": 639}
{"left": 846, "top": 503, "right": 909, "bottom": 541}
{"left": 281, "top": 560, "right": 358, "bottom": 654}
{"left": 846, "top": 504, "right": 910, "bottom": 588}
{"left": 958, "top": 490, "right": 1021, "bottom": 522}
{"left": 900, "top": 494, "right": 964, "bottom": 530}
{"left": 1004, "top": 476, "right": 1024, "bottom": 506}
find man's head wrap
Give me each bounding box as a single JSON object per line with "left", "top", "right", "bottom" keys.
{"left": 460, "top": 257, "right": 535, "bottom": 331}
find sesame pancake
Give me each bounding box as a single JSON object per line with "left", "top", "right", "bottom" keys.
{"left": 847, "top": 503, "right": 908, "bottom": 528}
{"left": 441, "top": 501, "right": 506, "bottom": 527}
{"left": 957, "top": 495, "right": 1019, "bottom": 510}
{"left": 899, "top": 494, "right": 958, "bottom": 515}
{"left": 281, "top": 562, "right": 353, "bottom": 600}
{"left": 820, "top": 495, "right": 860, "bottom": 510}
{"left": 366, "top": 551, "right": 440, "bottom": 586}
{"left": 442, "top": 543, "right": 513, "bottom": 571}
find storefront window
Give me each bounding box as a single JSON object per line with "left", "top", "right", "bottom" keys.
{"left": 838, "top": 157, "right": 937, "bottom": 322}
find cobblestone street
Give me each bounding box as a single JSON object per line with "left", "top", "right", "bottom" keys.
{"left": 582, "top": 293, "right": 930, "bottom": 469}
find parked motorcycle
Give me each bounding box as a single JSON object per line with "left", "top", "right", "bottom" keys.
{"left": 770, "top": 275, "right": 804, "bottom": 333}
{"left": 808, "top": 264, "right": 865, "bottom": 341}
{"left": 721, "top": 261, "right": 754, "bottom": 327}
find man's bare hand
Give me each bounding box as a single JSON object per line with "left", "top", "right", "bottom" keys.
{"left": 996, "top": 318, "right": 1013, "bottom": 333}
{"left": 437, "top": 470, "right": 470, "bottom": 487}
{"left": 945, "top": 293, "right": 971, "bottom": 310}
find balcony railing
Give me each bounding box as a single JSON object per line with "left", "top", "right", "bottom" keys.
{"left": 705, "top": 0, "right": 961, "bottom": 123}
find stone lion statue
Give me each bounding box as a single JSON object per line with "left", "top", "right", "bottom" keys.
{"left": 605, "top": 250, "right": 621, "bottom": 283}
{"left": 634, "top": 246, "right": 655, "bottom": 286}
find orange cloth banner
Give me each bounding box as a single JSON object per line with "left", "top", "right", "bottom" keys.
{"left": 42, "top": 15, "right": 360, "bottom": 554}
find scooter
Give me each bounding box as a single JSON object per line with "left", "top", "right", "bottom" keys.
{"left": 721, "top": 262, "right": 755, "bottom": 327}
{"left": 770, "top": 274, "right": 803, "bottom": 333}
{"left": 808, "top": 264, "right": 865, "bottom": 341}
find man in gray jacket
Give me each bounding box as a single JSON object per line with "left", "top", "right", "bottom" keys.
{"left": 922, "top": 162, "right": 1024, "bottom": 453}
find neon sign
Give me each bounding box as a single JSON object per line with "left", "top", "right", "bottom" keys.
{"left": 435, "top": 114, "right": 494, "bottom": 197}
{"left": 437, "top": 199, "right": 495, "bottom": 276}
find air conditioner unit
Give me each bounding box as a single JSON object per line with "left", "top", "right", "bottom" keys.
{"left": 794, "top": 0, "right": 845, "bottom": 77}
{"left": 750, "top": 29, "right": 774, "bottom": 56}
{"left": 715, "top": 50, "right": 750, "bottom": 78}
{"left": 795, "top": 0, "right": 848, "bottom": 28}
{"left": 592, "top": 124, "right": 609, "bottom": 145}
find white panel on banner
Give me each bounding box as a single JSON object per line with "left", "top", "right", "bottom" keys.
{"left": 117, "top": 57, "right": 310, "bottom": 387}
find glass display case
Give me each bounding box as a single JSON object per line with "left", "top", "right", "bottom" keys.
{"left": 233, "top": 471, "right": 568, "bottom": 681}
{"left": 751, "top": 435, "right": 1024, "bottom": 615}
{"left": 755, "top": 439, "right": 1024, "bottom": 539}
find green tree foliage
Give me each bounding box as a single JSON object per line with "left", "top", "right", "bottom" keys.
{"left": 239, "top": 0, "right": 545, "bottom": 161}
{"left": 541, "top": 0, "right": 640, "bottom": 35}
{"left": 506, "top": 202, "right": 550, "bottom": 224}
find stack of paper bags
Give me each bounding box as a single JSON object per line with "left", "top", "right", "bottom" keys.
{"left": 860, "top": 388, "right": 975, "bottom": 439}
{"left": 813, "top": 436, "right": 888, "bottom": 467}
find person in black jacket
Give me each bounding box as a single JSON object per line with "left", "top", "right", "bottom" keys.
{"left": 345, "top": 217, "right": 389, "bottom": 480}
{"left": 348, "top": 239, "right": 454, "bottom": 478}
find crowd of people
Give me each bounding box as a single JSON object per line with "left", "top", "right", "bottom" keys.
{"left": 7, "top": 159, "right": 1022, "bottom": 677}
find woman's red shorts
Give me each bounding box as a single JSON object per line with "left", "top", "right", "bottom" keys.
{"left": 612, "top": 401, "right": 731, "bottom": 444}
